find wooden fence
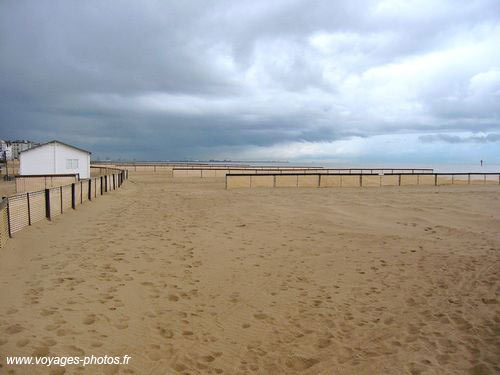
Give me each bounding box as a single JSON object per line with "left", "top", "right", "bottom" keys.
{"left": 15, "top": 174, "right": 79, "bottom": 193}
{"left": 226, "top": 172, "right": 500, "bottom": 189}
{"left": 175, "top": 168, "right": 434, "bottom": 179}
{"left": 0, "top": 169, "right": 128, "bottom": 249}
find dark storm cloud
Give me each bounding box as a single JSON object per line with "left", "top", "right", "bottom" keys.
{"left": 1, "top": 0, "right": 499, "bottom": 160}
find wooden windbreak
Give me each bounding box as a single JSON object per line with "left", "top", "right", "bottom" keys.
{"left": 226, "top": 172, "right": 500, "bottom": 189}
{"left": 6, "top": 194, "right": 29, "bottom": 233}
{"left": 0, "top": 199, "right": 9, "bottom": 248}
{"left": 15, "top": 174, "right": 78, "bottom": 193}
{"left": 0, "top": 171, "right": 128, "bottom": 248}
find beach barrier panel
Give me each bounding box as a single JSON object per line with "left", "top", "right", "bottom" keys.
{"left": 437, "top": 175, "right": 453, "bottom": 185}
{"left": 62, "top": 185, "right": 72, "bottom": 211}
{"left": 450, "top": 174, "right": 468, "bottom": 185}
{"left": 75, "top": 183, "right": 81, "bottom": 206}
{"left": 417, "top": 175, "right": 435, "bottom": 185}
{"left": 381, "top": 175, "right": 399, "bottom": 186}
{"left": 250, "top": 175, "right": 274, "bottom": 188}
{"left": 401, "top": 175, "right": 419, "bottom": 186}
{"left": 201, "top": 169, "right": 217, "bottom": 178}
{"left": 96, "top": 178, "right": 101, "bottom": 196}
{"left": 275, "top": 175, "right": 298, "bottom": 187}
{"left": 319, "top": 175, "right": 341, "bottom": 187}
{"left": 49, "top": 188, "right": 62, "bottom": 217}
{"left": 298, "top": 175, "right": 319, "bottom": 187}
{"left": 7, "top": 194, "right": 29, "bottom": 234}
{"left": 226, "top": 175, "right": 251, "bottom": 189}
{"left": 0, "top": 200, "right": 9, "bottom": 248}
{"left": 82, "top": 180, "right": 89, "bottom": 202}
{"left": 215, "top": 169, "right": 228, "bottom": 177}
{"left": 361, "top": 175, "right": 381, "bottom": 187}
{"left": 485, "top": 174, "right": 499, "bottom": 184}
{"left": 341, "top": 175, "right": 360, "bottom": 187}
{"left": 15, "top": 174, "right": 79, "bottom": 193}
{"left": 28, "top": 191, "right": 45, "bottom": 224}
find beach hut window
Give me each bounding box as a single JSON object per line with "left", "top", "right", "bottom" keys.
{"left": 66, "top": 159, "right": 79, "bottom": 169}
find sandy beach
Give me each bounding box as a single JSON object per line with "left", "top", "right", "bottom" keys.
{"left": 0, "top": 173, "right": 499, "bottom": 374}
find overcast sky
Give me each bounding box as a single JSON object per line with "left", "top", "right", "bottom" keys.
{"left": 1, "top": 0, "right": 499, "bottom": 163}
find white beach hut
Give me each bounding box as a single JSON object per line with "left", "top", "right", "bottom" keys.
{"left": 19, "top": 140, "right": 91, "bottom": 179}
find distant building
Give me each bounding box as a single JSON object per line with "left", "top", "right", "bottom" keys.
{"left": 19, "top": 140, "right": 91, "bottom": 179}
{"left": 0, "top": 140, "right": 12, "bottom": 161}
{"left": 1, "top": 139, "right": 39, "bottom": 160}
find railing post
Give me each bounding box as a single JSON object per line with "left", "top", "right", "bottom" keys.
{"left": 484, "top": 174, "right": 486, "bottom": 184}
{"left": 434, "top": 174, "right": 438, "bottom": 186}
{"left": 80, "top": 181, "right": 83, "bottom": 203}
{"left": 27, "top": 193, "right": 31, "bottom": 225}
{"left": 398, "top": 174, "right": 401, "bottom": 186}
{"left": 359, "top": 174, "right": 362, "bottom": 187}
{"left": 318, "top": 174, "right": 321, "bottom": 188}
{"left": 88, "top": 180, "right": 92, "bottom": 201}
{"left": 468, "top": 173, "right": 471, "bottom": 184}
{"left": 100, "top": 176, "right": 103, "bottom": 195}
{"left": 71, "top": 183, "right": 76, "bottom": 209}
{"left": 45, "top": 189, "right": 51, "bottom": 220}
{"left": 60, "top": 186, "right": 63, "bottom": 213}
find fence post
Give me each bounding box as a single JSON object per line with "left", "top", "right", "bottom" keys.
{"left": 71, "top": 183, "right": 76, "bottom": 209}
{"left": 359, "top": 174, "right": 362, "bottom": 187}
{"left": 434, "top": 174, "right": 438, "bottom": 186}
{"left": 6, "top": 199, "right": 12, "bottom": 237}
{"left": 468, "top": 173, "right": 471, "bottom": 184}
{"left": 80, "top": 181, "right": 83, "bottom": 203}
{"left": 318, "top": 174, "right": 321, "bottom": 188}
{"left": 105, "top": 176, "right": 108, "bottom": 192}
{"left": 45, "top": 189, "right": 51, "bottom": 220}
{"left": 100, "top": 176, "right": 103, "bottom": 195}
{"left": 398, "top": 175, "right": 401, "bottom": 186}
{"left": 60, "top": 186, "right": 63, "bottom": 213}
{"left": 27, "top": 193, "right": 31, "bottom": 225}
{"left": 88, "top": 180, "right": 92, "bottom": 201}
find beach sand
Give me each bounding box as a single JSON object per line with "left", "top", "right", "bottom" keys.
{"left": 0, "top": 173, "right": 499, "bottom": 374}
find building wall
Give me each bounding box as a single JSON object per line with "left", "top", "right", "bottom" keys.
{"left": 20, "top": 142, "right": 90, "bottom": 179}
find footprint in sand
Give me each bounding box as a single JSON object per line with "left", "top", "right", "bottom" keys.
{"left": 83, "top": 314, "right": 96, "bottom": 325}
{"left": 5, "top": 323, "right": 24, "bottom": 334}
{"left": 16, "top": 338, "right": 30, "bottom": 347}
{"left": 168, "top": 294, "right": 179, "bottom": 302}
